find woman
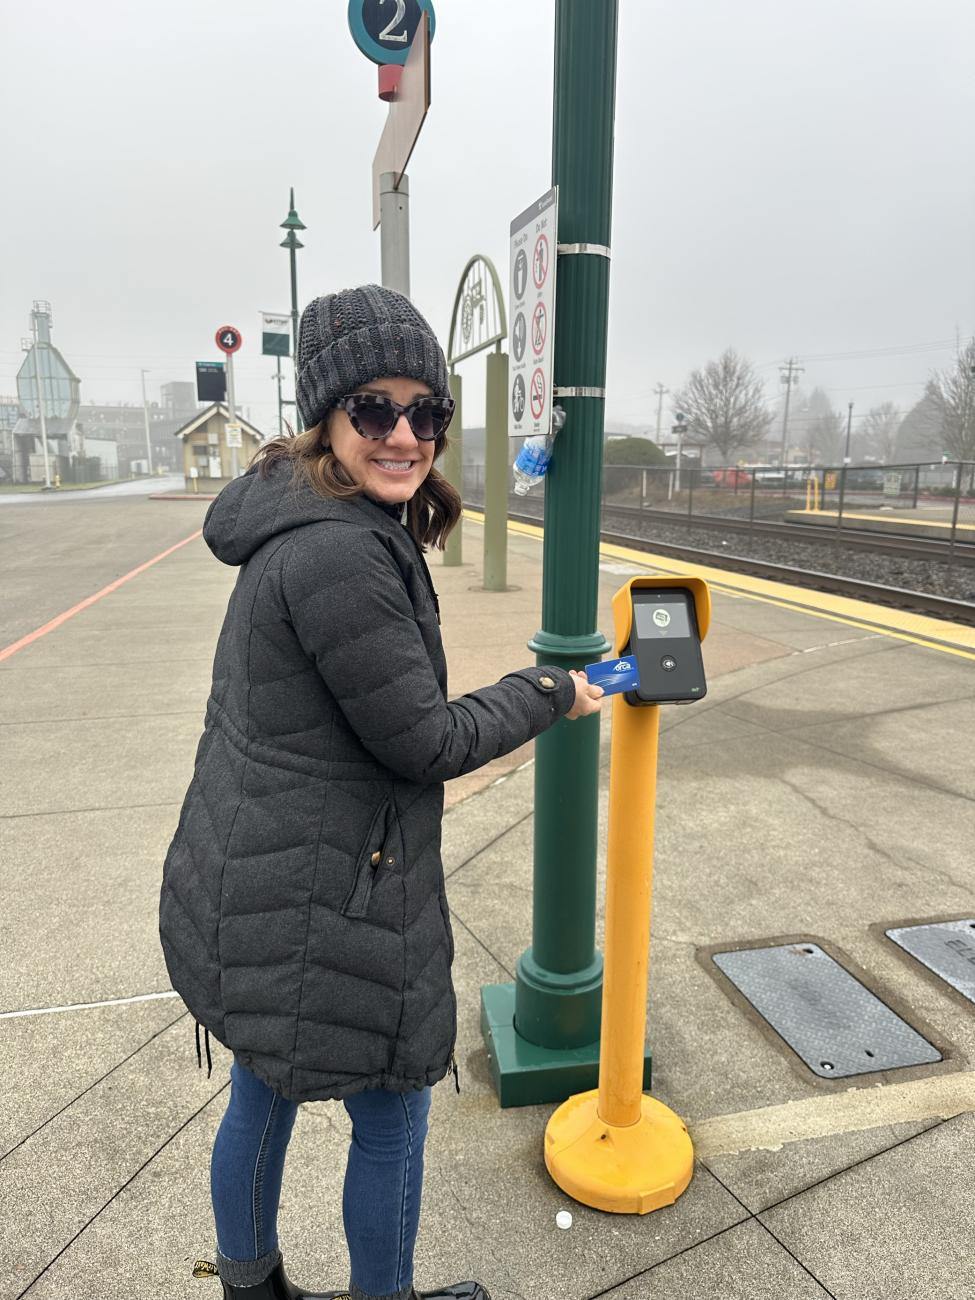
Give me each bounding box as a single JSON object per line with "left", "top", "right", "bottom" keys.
{"left": 160, "top": 285, "right": 604, "bottom": 1300}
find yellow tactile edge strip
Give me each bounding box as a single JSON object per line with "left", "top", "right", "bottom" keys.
{"left": 461, "top": 509, "right": 975, "bottom": 662}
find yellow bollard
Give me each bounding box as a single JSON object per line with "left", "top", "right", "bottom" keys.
{"left": 544, "top": 576, "right": 710, "bottom": 1214}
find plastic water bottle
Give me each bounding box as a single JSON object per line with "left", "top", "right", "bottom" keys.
{"left": 512, "top": 407, "right": 564, "bottom": 496}
{"left": 513, "top": 435, "right": 553, "bottom": 495}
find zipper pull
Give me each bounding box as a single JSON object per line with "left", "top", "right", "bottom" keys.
{"left": 450, "top": 1049, "right": 460, "bottom": 1093}
{"left": 433, "top": 592, "right": 441, "bottom": 625}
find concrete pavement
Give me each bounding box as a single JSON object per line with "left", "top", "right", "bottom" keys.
{"left": 1, "top": 500, "right": 973, "bottom": 1299}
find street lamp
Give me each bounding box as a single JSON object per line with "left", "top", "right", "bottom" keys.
{"left": 280, "top": 188, "right": 306, "bottom": 432}
{"left": 843, "top": 401, "right": 854, "bottom": 464}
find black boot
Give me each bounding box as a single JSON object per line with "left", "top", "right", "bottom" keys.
{"left": 412, "top": 1285, "right": 492, "bottom": 1300}
{"left": 194, "top": 1257, "right": 350, "bottom": 1299}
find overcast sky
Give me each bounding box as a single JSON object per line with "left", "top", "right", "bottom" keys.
{"left": 3, "top": 0, "right": 973, "bottom": 438}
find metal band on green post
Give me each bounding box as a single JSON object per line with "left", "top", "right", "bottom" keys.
{"left": 480, "top": 0, "right": 635, "bottom": 1108}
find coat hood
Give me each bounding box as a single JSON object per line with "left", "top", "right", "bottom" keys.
{"left": 202, "top": 462, "right": 396, "bottom": 567}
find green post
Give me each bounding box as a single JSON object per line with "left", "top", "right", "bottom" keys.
{"left": 480, "top": 0, "right": 638, "bottom": 1108}
{"left": 444, "top": 371, "right": 463, "bottom": 567}
{"left": 483, "top": 347, "right": 509, "bottom": 591}
{"left": 280, "top": 188, "right": 306, "bottom": 433}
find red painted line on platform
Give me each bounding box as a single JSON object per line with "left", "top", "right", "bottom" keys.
{"left": 0, "top": 529, "right": 203, "bottom": 664}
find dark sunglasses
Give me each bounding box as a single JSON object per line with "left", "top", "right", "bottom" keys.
{"left": 335, "top": 393, "right": 455, "bottom": 443}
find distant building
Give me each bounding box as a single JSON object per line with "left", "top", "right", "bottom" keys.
{"left": 0, "top": 397, "right": 19, "bottom": 481}
{"left": 160, "top": 381, "right": 198, "bottom": 423}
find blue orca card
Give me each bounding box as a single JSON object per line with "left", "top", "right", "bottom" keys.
{"left": 584, "top": 655, "right": 641, "bottom": 695}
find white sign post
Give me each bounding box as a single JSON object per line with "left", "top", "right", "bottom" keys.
{"left": 508, "top": 187, "right": 558, "bottom": 440}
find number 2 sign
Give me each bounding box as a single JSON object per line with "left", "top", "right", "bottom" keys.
{"left": 348, "top": 0, "right": 437, "bottom": 65}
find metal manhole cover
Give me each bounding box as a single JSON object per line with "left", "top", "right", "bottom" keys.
{"left": 712, "top": 942, "right": 942, "bottom": 1078}
{"left": 885, "top": 920, "right": 975, "bottom": 1005}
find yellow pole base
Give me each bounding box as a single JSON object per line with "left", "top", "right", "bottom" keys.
{"left": 544, "top": 1089, "right": 693, "bottom": 1215}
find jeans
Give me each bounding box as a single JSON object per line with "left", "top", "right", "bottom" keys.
{"left": 211, "top": 1058, "right": 431, "bottom": 1298}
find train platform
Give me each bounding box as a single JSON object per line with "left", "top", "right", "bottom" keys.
{"left": 1, "top": 499, "right": 973, "bottom": 1299}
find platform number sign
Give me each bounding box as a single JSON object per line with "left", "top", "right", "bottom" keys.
{"left": 348, "top": 0, "right": 437, "bottom": 65}
{"left": 215, "top": 326, "right": 242, "bottom": 355}
{"left": 508, "top": 187, "right": 558, "bottom": 439}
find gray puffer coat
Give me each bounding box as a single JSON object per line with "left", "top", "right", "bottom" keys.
{"left": 159, "top": 462, "right": 575, "bottom": 1102}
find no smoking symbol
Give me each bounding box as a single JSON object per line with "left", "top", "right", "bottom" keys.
{"left": 531, "top": 302, "right": 547, "bottom": 355}
{"left": 530, "top": 368, "right": 546, "bottom": 420}
{"left": 532, "top": 234, "right": 549, "bottom": 288}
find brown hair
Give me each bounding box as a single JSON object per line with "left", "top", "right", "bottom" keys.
{"left": 250, "top": 418, "right": 462, "bottom": 551}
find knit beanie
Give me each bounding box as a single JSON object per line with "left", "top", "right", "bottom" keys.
{"left": 296, "top": 285, "right": 450, "bottom": 431}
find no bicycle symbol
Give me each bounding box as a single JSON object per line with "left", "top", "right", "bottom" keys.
{"left": 532, "top": 234, "right": 549, "bottom": 288}
{"left": 511, "top": 373, "right": 526, "bottom": 422}
{"left": 531, "top": 302, "right": 547, "bottom": 355}
{"left": 530, "top": 368, "right": 546, "bottom": 420}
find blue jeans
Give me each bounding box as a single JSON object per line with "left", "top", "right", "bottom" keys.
{"left": 211, "top": 1059, "right": 431, "bottom": 1298}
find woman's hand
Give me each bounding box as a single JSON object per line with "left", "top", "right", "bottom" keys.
{"left": 565, "top": 669, "right": 605, "bottom": 720}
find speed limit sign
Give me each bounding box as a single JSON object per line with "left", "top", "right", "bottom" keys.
{"left": 215, "top": 325, "right": 242, "bottom": 355}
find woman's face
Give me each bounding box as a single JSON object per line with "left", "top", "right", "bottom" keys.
{"left": 327, "top": 376, "right": 437, "bottom": 505}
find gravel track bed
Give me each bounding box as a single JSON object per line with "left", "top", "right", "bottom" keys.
{"left": 477, "top": 494, "right": 975, "bottom": 605}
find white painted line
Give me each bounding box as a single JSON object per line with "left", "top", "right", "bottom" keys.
{"left": 0, "top": 990, "right": 181, "bottom": 1020}
{"left": 689, "top": 1070, "right": 975, "bottom": 1157}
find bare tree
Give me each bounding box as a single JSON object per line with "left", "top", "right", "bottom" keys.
{"left": 859, "top": 401, "right": 902, "bottom": 463}
{"left": 672, "top": 349, "right": 772, "bottom": 462}
{"left": 927, "top": 341, "right": 975, "bottom": 462}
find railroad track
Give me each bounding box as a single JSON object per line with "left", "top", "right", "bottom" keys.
{"left": 599, "top": 501, "right": 975, "bottom": 564}
{"left": 464, "top": 500, "right": 975, "bottom": 627}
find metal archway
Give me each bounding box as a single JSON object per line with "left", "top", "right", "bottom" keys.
{"left": 447, "top": 254, "right": 508, "bottom": 368}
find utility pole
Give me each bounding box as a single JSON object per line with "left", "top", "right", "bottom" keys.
{"left": 27, "top": 308, "right": 52, "bottom": 489}
{"left": 280, "top": 189, "right": 305, "bottom": 432}
{"left": 778, "top": 356, "right": 803, "bottom": 474}
{"left": 844, "top": 401, "right": 854, "bottom": 464}
{"left": 484, "top": 0, "right": 619, "bottom": 1108}
{"left": 226, "top": 351, "right": 239, "bottom": 478}
{"left": 653, "top": 383, "right": 668, "bottom": 443}
{"left": 140, "top": 370, "right": 155, "bottom": 475}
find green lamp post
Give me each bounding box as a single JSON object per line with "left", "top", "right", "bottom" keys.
{"left": 480, "top": 0, "right": 624, "bottom": 1108}
{"left": 280, "top": 188, "right": 306, "bottom": 432}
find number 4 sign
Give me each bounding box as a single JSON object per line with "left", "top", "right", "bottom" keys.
{"left": 215, "top": 326, "right": 242, "bottom": 355}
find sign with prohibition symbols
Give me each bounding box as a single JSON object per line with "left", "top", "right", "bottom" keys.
{"left": 508, "top": 187, "right": 557, "bottom": 438}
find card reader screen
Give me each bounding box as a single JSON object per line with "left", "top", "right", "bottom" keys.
{"left": 633, "top": 599, "right": 692, "bottom": 640}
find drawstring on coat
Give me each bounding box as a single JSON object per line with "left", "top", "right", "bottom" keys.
{"left": 194, "top": 1020, "right": 213, "bottom": 1078}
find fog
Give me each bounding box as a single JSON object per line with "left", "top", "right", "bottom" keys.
{"left": 2, "top": 0, "right": 972, "bottom": 435}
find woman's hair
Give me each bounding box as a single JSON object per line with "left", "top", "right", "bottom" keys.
{"left": 250, "top": 416, "right": 462, "bottom": 551}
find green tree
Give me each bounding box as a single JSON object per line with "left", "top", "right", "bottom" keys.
{"left": 798, "top": 387, "right": 844, "bottom": 463}
{"left": 602, "top": 436, "right": 668, "bottom": 466}
{"left": 672, "top": 349, "right": 772, "bottom": 461}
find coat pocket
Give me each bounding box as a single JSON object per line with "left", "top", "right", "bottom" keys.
{"left": 342, "top": 799, "right": 392, "bottom": 919}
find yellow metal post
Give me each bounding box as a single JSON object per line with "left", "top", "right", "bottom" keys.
{"left": 544, "top": 576, "right": 709, "bottom": 1214}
